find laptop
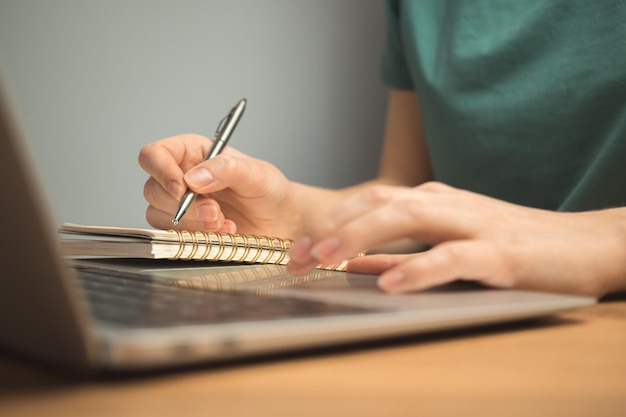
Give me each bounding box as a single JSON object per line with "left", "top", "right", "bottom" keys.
{"left": 0, "top": 75, "right": 594, "bottom": 373}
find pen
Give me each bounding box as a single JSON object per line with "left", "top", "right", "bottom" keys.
{"left": 172, "top": 98, "right": 247, "bottom": 225}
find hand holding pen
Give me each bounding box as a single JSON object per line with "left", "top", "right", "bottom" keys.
{"left": 172, "top": 98, "right": 247, "bottom": 225}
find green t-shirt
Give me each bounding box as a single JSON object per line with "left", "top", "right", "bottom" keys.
{"left": 381, "top": 0, "right": 626, "bottom": 211}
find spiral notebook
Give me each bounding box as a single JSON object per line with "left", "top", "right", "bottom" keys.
{"left": 59, "top": 223, "right": 351, "bottom": 271}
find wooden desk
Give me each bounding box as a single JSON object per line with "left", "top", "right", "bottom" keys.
{"left": 1, "top": 297, "right": 625, "bottom": 417}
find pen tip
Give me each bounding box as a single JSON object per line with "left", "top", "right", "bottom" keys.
{"left": 172, "top": 219, "right": 179, "bottom": 225}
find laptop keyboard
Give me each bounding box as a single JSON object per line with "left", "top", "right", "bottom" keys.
{"left": 74, "top": 268, "right": 373, "bottom": 328}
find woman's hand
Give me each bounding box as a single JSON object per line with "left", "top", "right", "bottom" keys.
{"left": 288, "top": 181, "right": 626, "bottom": 297}
{"left": 138, "top": 134, "right": 298, "bottom": 237}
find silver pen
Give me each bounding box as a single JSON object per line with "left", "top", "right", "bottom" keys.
{"left": 172, "top": 98, "right": 247, "bottom": 225}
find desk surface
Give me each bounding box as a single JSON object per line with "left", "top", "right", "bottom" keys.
{"left": 1, "top": 297, "right": 625, "bottom": 417}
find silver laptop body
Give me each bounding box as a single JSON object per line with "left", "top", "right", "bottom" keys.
{"left": 0, "top": 76, "right": 594, "bottom": 373}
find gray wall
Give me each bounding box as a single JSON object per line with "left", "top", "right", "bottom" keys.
{"left": 0, "top": 0, "right": 388, "bottom": 228}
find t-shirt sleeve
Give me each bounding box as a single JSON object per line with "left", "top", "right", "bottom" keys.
{"left": 380, "top": 0, "right": 414, "bottom": 89}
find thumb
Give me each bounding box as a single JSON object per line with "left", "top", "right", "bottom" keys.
{"left": 184, "top": 151, "right": 288, "bottom": 198}
{"left": 184, "top": 165, "right": 215, "bottom": 193}
{"left": 183, "top": 151, "right": 241, "bottom": 194}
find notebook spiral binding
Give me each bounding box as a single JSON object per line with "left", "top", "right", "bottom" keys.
{"left": 167, "top": 230, "right": 349, "bottom": 271}
{"left": 168, "top": 230, "right": 291, "bottom": 265}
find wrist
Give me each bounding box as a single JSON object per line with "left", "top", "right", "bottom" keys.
{"left": 285, "top": 182, "right": 343, "bottom": 239}
{"left": 582, "top": 208, "right": 626, "bottom": 296}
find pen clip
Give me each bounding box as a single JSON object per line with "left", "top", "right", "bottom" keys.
{"left": 213, "top": 115, "right": 229, "bottom": 141}
{"left": 213, "top": 102, "right": 241, "bottom": 141}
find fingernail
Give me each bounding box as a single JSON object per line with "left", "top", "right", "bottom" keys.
{"left": 185, "top": 167, "right": 214, "bottom": 187}
{"left": 168, "top": 181, "right": 183, "bottom": 199}
{"left": 378, "top": 271, "right": 405, "bottom": 289}
{"left": 311, "top": 237, "right": 340, "bottom": 262}
{"left": 201, "top": 220, "right": 222, "bottom": 231}
{"left": 197, "top": 204, "right": 218, "bottom": 222}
